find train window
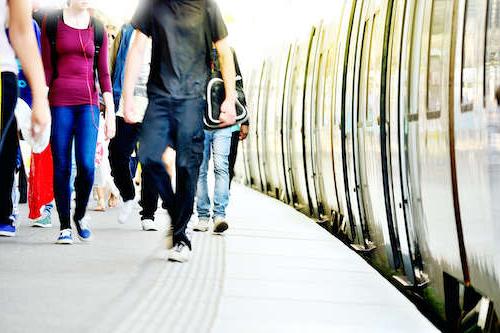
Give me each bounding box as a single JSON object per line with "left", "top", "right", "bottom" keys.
{"left": 461, "top": 0, "right": 487, "bottom": 113}
{"left": 485, "top": 0, "right": 500, "bottom": 106}
{"left": 366, "top": 15, "right": 378, "bottom": 124}
{"left": 427, "top": 0, "right": 452, "bottom": 119}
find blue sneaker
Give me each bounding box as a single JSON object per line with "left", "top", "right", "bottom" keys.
{"left": 75, "top": 218, "right": 93, "bottom": 242}
{"left": 0, "top": 223, "right": 16, "bottom": 237}
{"left": 56, "top": 229, "right": 73, "bottom": 245}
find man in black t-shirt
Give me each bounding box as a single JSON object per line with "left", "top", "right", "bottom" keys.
{"left": 123, "top": 0, "right": 237, "bottom": 263}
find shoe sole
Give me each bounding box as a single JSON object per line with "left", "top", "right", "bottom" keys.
{"left": 193, "top": 226, "right": 209, "bottom": 232}
{"left": 76, "top": 234, "right": 93, "bottom": 242}
{"left": 33, "top": 223, "right": 53, "bottom": 228}
{"left": 213, "top": 221, "right": 228, "bottom": 234}
{"left": 56, "top": 240, "right": 74, "bottom": 245}
{"left": 168, "top": 253, "right": 189, "bottom": 263}
{"left": 0, "top": 231, "right": 15, "bottom": 237}
{"left": 142, "top": 226, "right": 159, "bottom": 231}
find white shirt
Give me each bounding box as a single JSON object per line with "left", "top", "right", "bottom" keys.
{"left": 116, "top": 34, "right": 151, "bottom": 123}
{"left": 0, "top": 0, "right": 18, "bottom": 74}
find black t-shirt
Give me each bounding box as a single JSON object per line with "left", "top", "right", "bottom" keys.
{"left": 132, "top": 0, "right": 228, "bottom": 99}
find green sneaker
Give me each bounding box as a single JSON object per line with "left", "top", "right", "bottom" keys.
{"left": 33, "top": 214, "right": 52, "bottom": 228}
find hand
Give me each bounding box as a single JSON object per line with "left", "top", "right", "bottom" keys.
{"left": 239, "top": 124, "right": 249, "bottom": 140}
{"left": 31, "top": 96, "right": 51, "bottom": 141}
{"left": 218, "top": 98, "right": 237, "bottom": 128}
{"left": 162, "top": 146, "right": 176, "bottom": 178}
{"left": 123, "top": 96, "right": 139, "bottom": 124}
{"left": 104, "top": 110, "right": 116, "bottom": 140}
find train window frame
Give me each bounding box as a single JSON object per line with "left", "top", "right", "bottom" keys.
{"left": 460, "top": 0, "right": 487, "bottom": 113}
{"left": 485, "top": 0, "right": 500, "bottom": 107}
{"left": 365, "top": 14, "right": 377, "bottom": 126}
{"left": 426, "top": 0, "right": 451, "bottom": 120}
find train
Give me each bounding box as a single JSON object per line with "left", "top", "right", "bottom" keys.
{"left": 236, "top": 0, "right": 500, "bottom": 331}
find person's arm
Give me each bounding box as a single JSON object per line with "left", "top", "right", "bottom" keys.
{"left": 9, "top": 0, "right": 50, "bottom": 138}
{"left": 215, "top": 37, "right": 237, "bottom": 127}
{"left": 122, "top": 30, "right": 147, "bottom": 124}
{"left": 97, "top": 31, "right": 115, "bottom": 139}
{"left": 231, "top": 49, "right": 249, "bottom": 139}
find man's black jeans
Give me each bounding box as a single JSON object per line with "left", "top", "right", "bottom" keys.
{"left": 139, "top": 95, "right": 205, "bottom": 249}
{"left": 109, "top": 116, "right": 160, "bottom": 220}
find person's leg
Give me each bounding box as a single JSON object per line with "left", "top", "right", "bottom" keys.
{"left": 228, "top": 129, "right": 240, "bottom": 186}
{"left": 140, "top": 168, "right": 160, "bottom": 221}
{"left": 109, "top": 116, "right": 140, "bottom": 202}
{"left": 10, "top": 171, "right": 20, "bottom": 223}
{"left": 138, "top": 96, "right": 176, "bottom": 232}
{"left": 196, "top": 130, "right": 213, "bottom": 222}
{"left": 69, "top": 141, "right": 76, "bottom": 194}
{"left": 50, "top": 105, "right": 76, "bottom": 231}
{"left": 172, "top": 98, "right": 205, "bottom": 248}
{"left": 0, "top": 73, "right": 19, "bottom": 235}
{"left": 73, "top": 105, "right": 99, "bottom": 239}
{"left": 212, "top": 127, "right": 232, "bottom": 230}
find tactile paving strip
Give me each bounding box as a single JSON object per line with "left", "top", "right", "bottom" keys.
{"left": 96, "top": 231, "right": 225, "bottom": 333}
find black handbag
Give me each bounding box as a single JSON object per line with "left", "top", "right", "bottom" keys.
{"left": 205, "top": 69, "right": 249, "bottom": 129}
{"left": 203, "top": 5, "right": 248, "bottom": 129}
{"left": 203, "top": 51, "right": 248, "bottom": 129}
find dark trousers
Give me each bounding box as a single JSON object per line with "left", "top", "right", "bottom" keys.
{"left": 109, "top": 116, "right": 160, "bottom": 220}
{"left": 228, "top": 129, "right": 240, "bottom": 185}
{"left": 139, "top": 95, "right": 205, "bottom": 249}
{"left": 0, "top": 73, "right": 19, "bottom": 225}
{"left": 51, "top": 105, "right": 99, "bottom": 229}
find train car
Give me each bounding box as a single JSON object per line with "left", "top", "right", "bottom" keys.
{"left": 237, "top": 0, "right": 500, "bottom": 331}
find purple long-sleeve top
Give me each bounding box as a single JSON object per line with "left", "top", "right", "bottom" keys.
{"left": 42, "top": 19, "right": 112, "bottom": 107}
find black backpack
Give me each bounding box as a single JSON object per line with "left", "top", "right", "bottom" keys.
{"left": 43, "top": 10, "right": 105, "bottom": 84}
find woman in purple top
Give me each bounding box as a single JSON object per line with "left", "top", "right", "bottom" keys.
{"left": 42, "top": 0, "right": 115, "bottom": 244}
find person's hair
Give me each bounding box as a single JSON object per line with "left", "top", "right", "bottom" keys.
{"left": 496, "top": 86, "right": 500, "bottom": 106}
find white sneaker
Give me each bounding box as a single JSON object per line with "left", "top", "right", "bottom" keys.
{"left": 118, "top": 200, "right": 135, "bottom": 224}
{"left": 168, "top": 242, "right": 191, "bottom": 263}
{"left": 166, "top": 226, "right": 173, "bottom": 250}
{"left": 56, "top": 229, "right": 74, "bottom": 245}
{"left": 213, "top": 217, "right": 229, "bottom": 234}
{"left": 141, "top": 219, "right": 159, "bottom": 231}
{"left": 193, "top": 218, "right": 209, "bottom": 232}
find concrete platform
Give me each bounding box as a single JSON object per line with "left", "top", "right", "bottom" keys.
{"left": 0, "top": 184, "right": 438, "bottom": 333}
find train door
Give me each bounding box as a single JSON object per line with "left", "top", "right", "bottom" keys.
{"left": 387, "top": 0, "right": 423, "bottom": 285}
{"left": 248, "top": 62, "right": 266, "bottom": 191}
{"left": 355, "top": 2, "right": 377, "bottom": 252}
{"left": 342, "top": 0, "right": 366, "bottom": 246}
{"left": 304, "top": 24, "right": 324, "bottom": 218}
{"left": 289, "top": 31, "right": 315, "bottom": 214}
{"left": 454, "top": 0, "right": 500, "bottom": 316}
{"left": 256, "top": 63, "right": 271, "bottom": 194}
{"left": 282, "top": 44, "right": 298, "bottom": 206}
{"left": 333, "top": 1, "right": 356, "bottom": 241}
{"left": 315, "top": 22, "right": 342, "bottom": 224}
{"left": 405, "top": 0, "right": 430, "bottom": 288}
{"left": 274, "top": 47, "right": 293, "bottom": 203}
{"left": 358, "top": 0, "right": 401, "bottom": 268}
{"left": 263, "top": 55, "right": 283, "bottom": 198}
{"left": 415, "top": 0, "right": 466, "bottom": 291}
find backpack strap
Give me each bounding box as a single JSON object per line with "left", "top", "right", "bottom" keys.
{"left": 91, "top": 17, "right": 105, "bottom": 82}
{"left": 43, "top": 10, "right": 62, "bottom": 84}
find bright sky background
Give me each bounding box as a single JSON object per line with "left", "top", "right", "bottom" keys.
{"left": 38, "top": 0, "right": 346, "bottom": 73}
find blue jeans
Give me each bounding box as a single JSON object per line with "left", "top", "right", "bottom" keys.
{"left": 196, "top": 127, "right": 233, "bottom": 220}
{"left": 51, "top": 105, "right": 99, "bottom": 230}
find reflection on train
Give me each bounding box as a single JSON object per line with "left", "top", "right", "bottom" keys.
{"left": 237, "top": 0, "right": 500, "bottom": 331}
